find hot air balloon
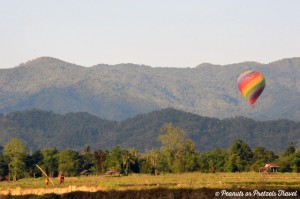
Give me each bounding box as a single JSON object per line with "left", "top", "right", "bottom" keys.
{"left": 237, "top": 70, "right": 266, "bottom": 108}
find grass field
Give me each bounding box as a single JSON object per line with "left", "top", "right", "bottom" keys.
{"left": 1, "top": 172, "right": 300, "bottom": 191}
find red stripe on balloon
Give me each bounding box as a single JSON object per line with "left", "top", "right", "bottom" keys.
{"left": 238, "top": 72, "right": 261, "bottom": 93}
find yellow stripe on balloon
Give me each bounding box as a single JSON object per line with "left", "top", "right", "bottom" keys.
{"left": 241, "top": 75, "right": 264, "bottom": 97}
{"left": 245, "top": 78, "right": 265, "bottom": 99}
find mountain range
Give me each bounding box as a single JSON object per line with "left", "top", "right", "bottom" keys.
{"left": 0, "top": 109, "right": 299, "bottom": 153}
{"left": 0, "top": 57, "right": 299, "bottom": 121}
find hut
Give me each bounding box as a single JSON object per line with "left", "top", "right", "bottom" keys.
{"left": 79, "top": 169, "right": 91, "bottom": 176}
{"left": 259, "top": 164, "right": 279, "bottom": 174}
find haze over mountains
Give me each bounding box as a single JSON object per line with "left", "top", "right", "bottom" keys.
{"left": 0, "top": 57, "right": 299, "bottom": 121}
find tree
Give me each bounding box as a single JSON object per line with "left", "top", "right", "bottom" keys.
{"left": 121, "top": 149, "right": 135, "bottom": 175}
{"left": 141, "top": 149, "right": 162, "bottom": 174}
{"left": 178, "top": 139, "right": 198, "bottom": 172}
{"left": 197, "top": 153, "right": 209, "bottom": 172}
{"left": 94, "top": 149, "right": 106, "bottom": 174}
{"left": 0, "top": 146, "right": 8, "bottom": 180}
{"left": 225, "top": 139, "right": 253, "bottom": 172}
{"left": 80, "top": 147, "right": 95, "bottom": 173}
{"left": 57, "top": 149, "right": 80, "bottom": 176}
{"left": 160, "top": 123, "right": 188, "bottom": 152}
{"left": 276, "top": 147, "right": 300, "bottom": 172}
{"left": 160, "top": 123, "right": 186, "bottom": 172}
{"left": 41, "top": 148, "right": 58, "bottom": 177}
{"left": 200, "top": 148, "right": 228, "bottom": 173}
{"left": 105, "top": 146, "right": 123, "bottom": 172}
{"left": 291, "top": 154, "right": 300, "bottom": 173}
{"left": 276, "top": 156, "right": 293, "bottom": 172}
{"left": 139, "top": 157, "right": 153, "bottom": 174}
{"left": 225, "top": 153, "right": 241, "bottom": 172}
{"left": 26, "top": 150, "right": 43, "bottom": 178}
{"left": 127, "top": 148, "right": 140, "bottom": 173}
{"left": 251, "top": 147, "right": 277, "bottom": 171}
{"left": 4, "top": 138, "right": 29, "bottom": 180}
{"left": 148, "top": 149, "right": 165, "bottom": 173}
{"left": 253, "top": 147, "right": 277, "bottom": 163}
{"left": 159, "top": 123, "right": 197, "bottom": 173}
{"left": 284, "top": 143, "right": 296, "bottom": 156}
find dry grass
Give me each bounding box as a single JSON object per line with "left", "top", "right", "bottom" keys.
{"left": 0, "top": 172, "right": 299, "bottom": 196}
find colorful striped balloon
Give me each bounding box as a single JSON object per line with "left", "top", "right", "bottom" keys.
{"left": 237, "top": 70, "right": 266, "bottom": 107}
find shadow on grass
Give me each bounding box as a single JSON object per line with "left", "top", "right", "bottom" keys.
{"left": 2, "top": 188, "right": 300, "bottom": 199}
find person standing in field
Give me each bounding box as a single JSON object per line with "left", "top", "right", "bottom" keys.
{"left": 59, "top": 173, "right": 64, "bottom": 185}
{"left": 45, "top": 178, "right": 49, "bottom": 186}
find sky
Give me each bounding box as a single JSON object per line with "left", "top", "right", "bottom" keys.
{"left": 1, "top": 0, "right": 300, "bottom": 68}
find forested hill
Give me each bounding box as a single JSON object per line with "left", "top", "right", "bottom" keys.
{"left": 1, "top": 57, "right": 300, "bottom": 121}
{"left": 0, "top": 109, "right": 299, "bottom": 153}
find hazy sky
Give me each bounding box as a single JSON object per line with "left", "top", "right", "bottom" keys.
{"left": 1, "top": 0, "right": 299, "bottom": 68}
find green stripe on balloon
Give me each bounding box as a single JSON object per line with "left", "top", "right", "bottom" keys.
{"left": 245, "top": 79, "right": 265, "bottom": 99}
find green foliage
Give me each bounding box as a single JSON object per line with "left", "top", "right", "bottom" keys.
{"left": 284, "top": 143, "right": 296, "bottom": 156}
{"left": 104, "top": 147, "right": 139, "bottom": 174}
{"left": 4, "top": 138, "right": 28, "bottom": 160}
{"left": 180, "top": 140, "right": 198, "bottom": 172}
{"left": 0, "top": 109, "right": 299, "bottom": 154}
{"left": 292, "top": 156, "right": 300, "bottom": 172}
{"left": 41, "top": 148, "right": 59, "bottom": 177}
{"left": 251, "top": 146, "right": 277, "bottom": 170}
{"left": 253, "top": 146, "right": 277, "bottom": 163}
{"left": 81, "top": 152, "right": 95, "bottom": 172}
{"left": 275, "top": 144, "right": 299, "bottom": 172}
{"left": 160, "top": 123, "right": 186, "bottom": 173}
{"left": 276, "top": 156, "right": 293, "bottom": 172}
{"left": 57, "top": 149, "right": 81, "bottom": 176}
{"left": 105, "top": 146, "right": 123, "bottom": 171}
{"left": 127, "top": 148, "right": 140, "bottom": 173}
{"left": 26, "top": 150, "right": 43, "bottom": 177}
{"left": 197, "top": 153, "right": 209, "bottom": 172}
{"left": 159, "top": 123, "right": 198, "bottom": 173}
{"left": 198, "top": 148, "right": 228, "bottom": 172}
{"left": 9, "top": 158, "right": 26, "bottom": 180}
{"left": 94, "top": 150, "right": 106, "bottom": 174}
{"left": 160, "top": 123, "right": 188, "bottom": 152}
{"left": 225, "top": 139, "right": 253, "bottom": 172}
{"left": 0, "top": 151, "right": 8, "bottom": 179}
{"left": 4, "top": 138, "right": 29, "bottom": 180}
{"left": 120, "top": 150, "right": 132, "bottom": 174}
{"left": 276, "top": 150, "right": 300, "bottom": 172}
{"left": 139, "top": 159, "right": 153, "bottom": 174}
{"left": 142, "top": 149, "right": 163, "bottom": 174}
{"left": 0, "top": 124, "right": 299, "bottom": 177}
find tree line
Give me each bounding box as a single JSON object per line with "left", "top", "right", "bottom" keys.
{"left": 0, "top": 123, "right": 299, "bottom": 181}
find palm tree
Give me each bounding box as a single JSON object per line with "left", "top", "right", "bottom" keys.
{"left": 94, "top": 150, "right": 106, "bottom": 174}
{"left": 121, "top": 149, "right": 136, "bottom": 175}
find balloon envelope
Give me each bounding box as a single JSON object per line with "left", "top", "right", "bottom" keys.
{"left": 237, "top": 70, "right": 266, "bottom": 106}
